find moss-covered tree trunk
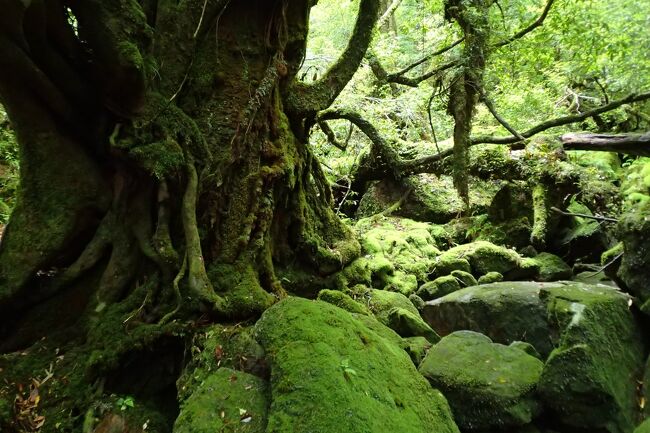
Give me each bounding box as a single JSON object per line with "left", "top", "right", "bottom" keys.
{"left": 0, "top": 0, "right": 379, "bottom": 347}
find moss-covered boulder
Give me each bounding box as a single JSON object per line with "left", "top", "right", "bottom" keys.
{"left": 422, "top": 281, "right": 645, "bottom": 433}
{"left": 617, "top": 205, "right": 650, "bottom": 314}
{"left": 537, "top": 284, "right": 644, "bottom": 433}
{"left": 359, "top": 289, "right": 438, "bottom": 342}
{"left": 430, "top": 255, "right": 472, "bottom": 279}
{"left": 336, "top": 217, "right": 443, "bottom": 295}
{"left": 439, "top": 241, "right": 522, "bottom": 277}
{"left": 478, "top": 271, "right": 503, "bottom": 284}
{"left": 422, "top": 282, "right": 554, "bottom": 357}
{"left": 317, "top": 289, "right": 371, "bottom": 315}
{"left": 400, "top": 336, "right": 432, "bottom": 365}
{"left": 417, "top": 275, "right": 462, "bottom": 301}
{"left": 419, "top": 331, "right": 543, "bottom": 430}
{"left": 450, "top": 269, "right": 478, "bottom": 287}
{"left": 386, "top": 307, "right": 440, "bottom": 343}
{"left": 173, "top": 368, "right": 268, "bottom": 433}
{"left": 529, "top": 252, "right": 572, "bottom": 281}
{"left": 254, "top": 297, "right": 460, "bottom": 433}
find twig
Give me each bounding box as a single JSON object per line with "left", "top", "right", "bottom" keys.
{"left": 550, "top": 206, "right": 618, "bottom": 223}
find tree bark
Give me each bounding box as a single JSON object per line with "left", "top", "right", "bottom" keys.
{"left": 0, "top": 0, "right": 379, "bottom": 341}
{"left": 561, "top": 132, "right": 650, "bottom": 156}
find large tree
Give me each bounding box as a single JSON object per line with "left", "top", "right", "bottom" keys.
{"left": 0, "top": 2, "right": 382, "bottom": 428}
{"left": 0, "top": 0, "right": 382, "bottom": 336}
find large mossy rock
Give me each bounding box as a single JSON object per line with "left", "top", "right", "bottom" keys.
{"left": 537, "top": 284, "right": 644, "bottom": 433}
{"left": 254, "top": 297, "right": 460, "bottom": 433}
{"left": 422, "top": 281, "right": 645, "bottom": 433}
{"left": 173, "top": 368, "right": 268, "bottom": 433}
{"left": 422, "top": 282, "right": 554, "bottom": 356}
{"left": 336, "top": 217, "right": 443, "bottom": 295}
{"left": 419, "top": 331, "right": 543, "bottom": 431}
{"left": 617, "top": 205, "right": 650, "bottom": 314}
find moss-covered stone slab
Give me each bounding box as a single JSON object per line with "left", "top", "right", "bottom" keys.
{"left": 418, "top": 331, "right": 543, "bottom": 430}
{"left": 173, "top": 367, "right": 269, "bottom": 433}
{"left": 254, "top": 297, "right": 460, "bottom": 433}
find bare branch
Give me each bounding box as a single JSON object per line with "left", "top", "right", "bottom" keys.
{"left": 388, "top": 59, "right": 460, "bottom": 87}
{"left": 472, "top": 91, "right": 650, "bottom": 145}
{"left": 377, "top": 0, "right": 404, "bottom": 30}
{"left": 389, "top": 38, "right": 464, "bottom": 79}
{"left": 493, "top": 0, "right": 556, "bottom": 48}
{"left": 318, "top": 120, "right": 347, "bottom": 151}
{"left": 286, "top": 0, "right": 381, "bottom": 117}
{"left": 480, "top": 90, "right": 524, "bottom": 141}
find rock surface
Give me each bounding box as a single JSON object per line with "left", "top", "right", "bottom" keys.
{"left": 254, "top": 297, "right": 460, "bottom": 433}
{"left": 419, "top": 331, "right": 543, "bottom": 430}
{"left": 422, "top": 281, "right": 645, "bottom": 433}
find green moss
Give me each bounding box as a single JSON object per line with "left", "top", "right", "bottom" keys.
{"left": 602, "top": 242, "right": 624, "bottom": 266}
{"left": 430, "top": 256, "right": 472, "bottom": 279}
{"left": 538, "top": 284, "right": 644, "bottom": 433}
{"left": 478, "top": 271, "right": 503, "bottom": 284}
{"left": 417, "top": 275, "right": 462, "bottom": 301}
{"left": 385, "top": 307, "right": 440, "bottom": 343}
{"left": 317, "top": 289, "right": 371, "bottom": 315}
{"left": 355, "top": 216, "right": 441, "bottom": 283}
{"left": 174, "top": 368, "right": 269, "bottom": 433}
{"left": 207, "top": 261, "right": 276, "bottom": 318}
{"left": 634, "top": 419, "right": 650, "bottom": 433}
{"left": 254, "top": 298, "right": 460, "bottom": 433}
{"left": 530, "top": 252, "right": 573, "bottom": 282}
{"left": 439, "top": 241, "right": 522, "bottom": 277}
{"left": 616, "top": 205, "right": 650, "bottom": 313}
{"left": 419, "top": 331, "right": 543, "bottom": 430}
{"left": 400, "top": 336, "right": 432, "bottom": 366}
{"left": 365, "top": 288, "right": 420, "bottom": 322}
{"left": 450, "top": 270, "right": 477, "bottom": 287}
{"left": 409, "top": 294, "right": 426, "bottom": 311}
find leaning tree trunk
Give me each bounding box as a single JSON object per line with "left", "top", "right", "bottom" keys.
{"left": 0, "top": 0, "right": 379, "bottom": 349}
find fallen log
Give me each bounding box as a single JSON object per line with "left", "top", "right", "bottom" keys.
{"left": 561, "top": 132, "right": 650, "bottom": 156}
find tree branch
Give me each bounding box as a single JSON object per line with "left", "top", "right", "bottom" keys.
{"left": 385, "top": 0, "right": 554, "bottom": 87}
{"left": 480, "top": 90, "right": 524, "bottom": 140}
{"left": 389, "top": 38, "right": 464, "bottom": 79}
{"left": 377, "top": 0, "right": 404, "bottom": 30}
{"left": 493, "top": 0, "right": 556, "bottom": 48}
{"left": 387, "top": 59, "right": 460, "bottom": 87}
{"left": 286, "top": 0, "right": 381, "bottom": 117}
{"left": 472, "top": 91, "right": 650, "bottom": 145}
{"left": 318, "top": 120, "right": 347, "bottom": 151}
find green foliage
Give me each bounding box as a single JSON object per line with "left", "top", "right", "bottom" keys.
{"left": 115, "top": 395, "right": 135, "bottom": 411}
{"left": 0, "top": 106, "right": 19, "bottom": 224}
